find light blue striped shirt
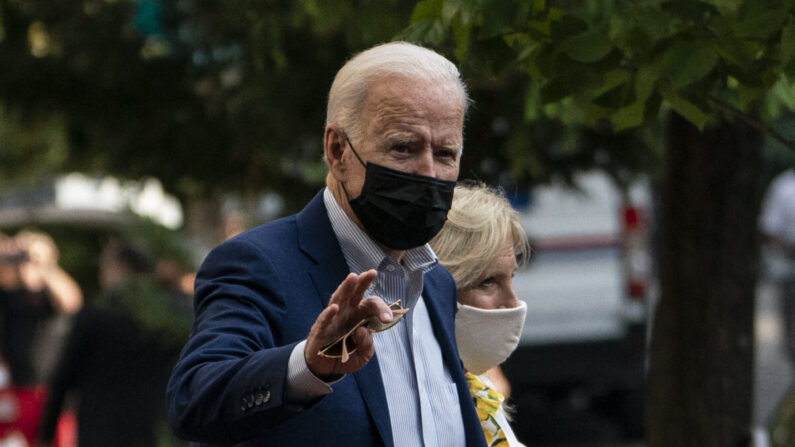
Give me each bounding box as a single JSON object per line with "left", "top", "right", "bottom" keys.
{"left": 321, "top": 187, "right": 466, "bottom": 447}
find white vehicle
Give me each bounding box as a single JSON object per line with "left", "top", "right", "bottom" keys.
{"left": 503, "top": 169, "right": 653, "bottom": 440}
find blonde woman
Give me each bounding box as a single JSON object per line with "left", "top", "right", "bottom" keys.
{"left": 430, "top": 183, "right": 529, "bottom": 447}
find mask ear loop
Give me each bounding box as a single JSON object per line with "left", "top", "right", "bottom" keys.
{"left": 339, "top": 130, "right": 367, "bottom": 201}
{"left": 341, "top": 131, "right": 367, "bottom": 168}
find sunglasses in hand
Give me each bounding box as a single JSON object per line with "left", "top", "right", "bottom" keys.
{"left": 317, "top": 300, "right": 409, "bottom": 363}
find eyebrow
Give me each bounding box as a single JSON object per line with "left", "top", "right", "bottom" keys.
{"left": 380, "top": 133, "right": 463, "bottom": 156}
{"left": 440, "top": 143, "right": 463, "bottom": 157}
{"left": 383, "top": 134, "right": 417, "bottom": 146}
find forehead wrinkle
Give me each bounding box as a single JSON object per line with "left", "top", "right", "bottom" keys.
{"left": 363, "top": 79, "right": 463, "bottom": 128}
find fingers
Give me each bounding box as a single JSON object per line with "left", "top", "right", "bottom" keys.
{"left": 312, "top": 303, "right": 340, "bottom": 339}
{"left": 329, "top": 269, "right": 377, "bottom": 309}
{"left": 351, "top": 325, "right": 374, "bottom": 357}
{"left": 352, "top": 269, "right": 377, "bottom": 301}
{"left": 359, "top": 296, "right": 393, "bottom": 324}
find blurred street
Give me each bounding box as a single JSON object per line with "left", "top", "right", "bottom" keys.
{"left": 506, "top": 280, "right": 793, "bottom": 447}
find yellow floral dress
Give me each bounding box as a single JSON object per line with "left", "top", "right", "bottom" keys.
{"left": 466, "top": 372, "right": 510, "bottom": 447}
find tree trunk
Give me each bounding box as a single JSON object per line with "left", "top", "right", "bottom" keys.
{"left": 647, "top": 112, "right": 763, "bottom": 447}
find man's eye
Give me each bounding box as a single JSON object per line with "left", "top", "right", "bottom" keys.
{"left": 391, "top": 144, "right": 410, "bottom": 153}
{"left": 435, "top": 149, "right": 456, "bottom": 159}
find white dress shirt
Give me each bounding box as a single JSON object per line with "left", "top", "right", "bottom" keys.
{"left": 285, "top": 188, "right": 465, "bottom": 446}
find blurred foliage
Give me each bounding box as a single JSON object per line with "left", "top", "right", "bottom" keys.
{"left": 0, "top": 0, "right": 667, "bottom": 220}
{"left": 401, "top": 0, "right": 795, "bottom": 194}
{"left": 403, "top": 0, "right": 795, "bottom": 133}
{"left": 0, "top": 106, "right": 67, "bottom": 188}
{"left": 0, "top": 0, "right": 421, "bottom": 214}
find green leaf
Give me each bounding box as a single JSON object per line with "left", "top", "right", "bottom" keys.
{"left": 540, "top": 77, "right": 573, "bottom": 104}
{"left": 700, "top": 0, "right": 741, "bottom": 15}
{"left": 635, "top": 61, "right": 663, "bottom": 103}
{"left": 451, "top": 15, "right": 472, "bottom": 62}
{"left": 611, "top": 100, "right": 646, "bottom": 132}
{"left": 609, "top": 13, "right": 652, "bottom": 59}
{"left": 737, "top": 83, "right": 764, "bottom": 110}
{"left": 410, "top": 0, "right": 443, "bottom": 23}
{"left": 769, "top": 75, "right": 795, "bottom": 111}
{"left": 481, "top": 0, "right": 520, "bottom": 38}
{"left": 549, "top": 13, "right": 588, "bottom": 44}
{"left": 530, "top": 8, "right": 566, "bottom": 36}
{"left": 441, "top": 1, "right": 462, "bottom": 26}
{"left": 630, "top": 5, "right": 677, "bottom": 42}
{"left": 781, "top": 18, "right": 795, "bottom": 69}
{"left": 559, "top": 27, "right": 614, "bottom": 63}
{"left": 583, "top": 103, "right": 612, "bottom": 128}
{"left": 661, "top": 39, "right": 720, "bottom": 89}
{"left": 532, "top": 0, "right": 546, "bottom": 16}
{"left": 732, "top": 5, "right": 789, "bottom": 40}
{"left": 597, "top": 69, "right": 632, "bottom": 96}
{"left": 524, "top": 84, "right": 543, "bottom": 121}
{"left": 658, "top": 83, "right": 710, "bottom": 130}
{"left": 465, "top": 35, "right": 517, "bottom": 76}
{"left": 715, "top": 34, "right": 755, "bottom": 68}
{"left": 398, "top": 20, "right": 447, "bottom": 46}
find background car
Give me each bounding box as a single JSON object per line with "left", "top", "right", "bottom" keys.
{"left": 502, "top": 169, "right": 654, "bottom": 444}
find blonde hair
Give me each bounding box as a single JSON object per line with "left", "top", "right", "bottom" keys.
{"left": 430, "top": 183, "right": 530, "bottom": 289}
{"left": 325, "top": 41, "right": 469, "bottom": 144}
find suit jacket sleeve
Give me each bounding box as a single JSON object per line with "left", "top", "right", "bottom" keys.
{"left": 166, "top": 237, "right": 315, "bottom": 444}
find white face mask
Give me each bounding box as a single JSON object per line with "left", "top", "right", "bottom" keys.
{"left": 454, "top": 300, "right": 527, "bottom": 375}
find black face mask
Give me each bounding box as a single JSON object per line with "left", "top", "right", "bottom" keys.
{"left": 341, "top": 133, "right": 456, "bottom": 250}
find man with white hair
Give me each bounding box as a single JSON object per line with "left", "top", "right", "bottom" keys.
{"left": 167, "top": 42, "right": 486, "bottom": 446}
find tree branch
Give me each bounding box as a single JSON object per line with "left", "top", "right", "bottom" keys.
{"left": 707, "top": 95, "right": 795, "bottom": 153}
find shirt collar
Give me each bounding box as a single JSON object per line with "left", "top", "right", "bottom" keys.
{"left": 323, "top": 187, "right": 438, "bottom": 274}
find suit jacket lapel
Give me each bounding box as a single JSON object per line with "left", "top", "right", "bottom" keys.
{"left": 423, "top": 269, "right": 488, "bottom": 447}
{"left": 297, "top": 191, "right": 349, "bottom": 307}
{"left": 353, "top": 356, "right": 394, "bottom": 447}
{"left": 296, "top": 190, "right": 394, "bottom": 447}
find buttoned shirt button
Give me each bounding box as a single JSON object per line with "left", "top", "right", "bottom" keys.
{"left": 386, "top": 264, "right": 395, "bottom": 272}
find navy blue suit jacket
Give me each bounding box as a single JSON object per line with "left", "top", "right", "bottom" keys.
{"left": 167, "top": 191, "right": 486, "bottom": 446}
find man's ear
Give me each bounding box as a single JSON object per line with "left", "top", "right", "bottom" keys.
{"left": 324, "top": 126, "right": 347, "bottom": 182}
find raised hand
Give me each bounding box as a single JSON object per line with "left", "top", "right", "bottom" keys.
{"left": 305, "top": 270, "right": 393, "bottom": 377}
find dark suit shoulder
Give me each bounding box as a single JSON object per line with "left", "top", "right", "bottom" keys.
{"left": 225, "top": 214, "right": 299, "bottom": 252}
{"left": 423, "top": 263, "right": 458, "bottom": 312}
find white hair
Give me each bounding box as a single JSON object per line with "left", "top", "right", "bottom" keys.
{"left": 325, "top": 41, "right": 469, "bottom": 144}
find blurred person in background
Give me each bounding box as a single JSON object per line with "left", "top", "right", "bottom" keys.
{"left": 429, "top": 183, "right": 530, "bottom": 447}
{"left": 35, "top": 238, "right": 191, "bottom": 447}
{"left": 0, "top": 230, "right": 82, "bottom": 446}
{"left": 760, "top": 166, "right": 795, "bottom": 364}
{"left": 0, "top": 230, "right": 83, "bottom": 387}
{"left": 760, "top": 166, "right": 795, "bottom": 446}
